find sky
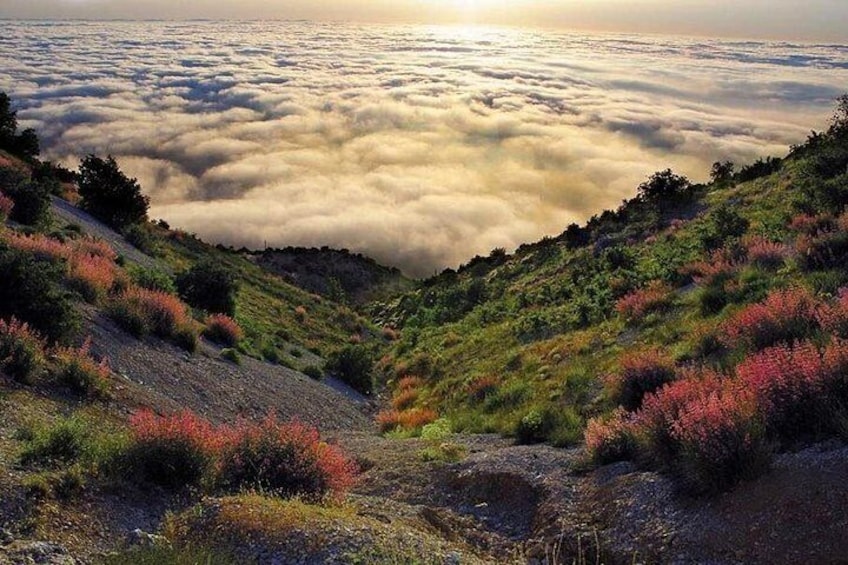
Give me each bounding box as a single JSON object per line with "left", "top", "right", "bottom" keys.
{"left": 2, "top": 0, "right": 848, "bottom": 42}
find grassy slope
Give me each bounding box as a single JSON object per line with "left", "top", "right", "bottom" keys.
{"left": 151, "top": 227, "right": 374, "bottom": 363}
{"left": 374, "top": 152, "right": 817, "bottom": 444}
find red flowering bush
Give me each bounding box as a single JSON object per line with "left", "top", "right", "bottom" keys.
{"left": 123, "top": 410, "right": 219, "bottom": 488}
{"left": 681, "top": 250, "right": 738, "bottom": 286}
{"left": 585, "top": 408, "right": 637, "bottom": 464}
{"left": 375, "top": 409, "right": 402, "bottom": 433}
{"left": 720, "top": 287, "right": 820, "bottom": 351}
{"left": 0, "top": 192, "right": 13, "bottom": 219}
{"left": 816, "top": 289, "right": 848, "bottom": 338}
{"left": 735, "top": 339, "right": 848, "bottom": 440}
{"left": 735, "top": 342, "right": 827, "bottom": 438}
{"left": 67, "top": 253, "right": 121, "bottom": 303}
{"left": 743, "top": 235, "right": 790, "bottom": 269}
{"left": 391, "top": 387, "right": 419, "bottom": 411}
{"left": 608, "top": 350, "right": 677, "bottom": 411}
{"left": 108, "top": 287, "right": 197, "bottom": 350}
{"left": 4, "top": 232, "right": 68, "bottom": 261}
{"left": 202, "top": 314, "right": 243, "bottom": 347}
{"left": 0, "top": 317, "right": 45, "bottom": 383}
{"left": 375, "top": 407, "right": 438, "bottom": 433}
{"left": 397, "top": 376, "right": 424, "bottom": 391}
{"left": 217, "top": 416, "right": 357, "bottom": 501}
{"left": 614, "top": 281, "right": 673, "bottom": 323}
{"left": 789, "top": 213, "right": 835, "bottom": 235}
{"left": 669, "top": 385, "right": 769, "bottom": 492}
{"left": 72, "top": 236, "right": 117, "bottom": 261}
{"left": 50, "top": 338, "right": 110, "bottom": 397}
{"left": 633, "top": 368, "right": 726, "bottom": 461}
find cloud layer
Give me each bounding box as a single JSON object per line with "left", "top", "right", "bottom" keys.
{"left": 1, "top": 21, "right": 846, "bottom": 276}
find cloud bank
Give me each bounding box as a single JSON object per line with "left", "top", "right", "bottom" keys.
{"left": 1, "top": 21, "right": 846, "bottom": 276}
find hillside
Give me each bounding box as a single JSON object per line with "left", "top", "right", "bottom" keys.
{"left": 373, "top": 98, "right": 848, "bottom": 485}
{"left": 251, "top": 246, "right": 413, "bottom": 306}
{"left": 2, "top": 92, "right": 848, "bottom": 564}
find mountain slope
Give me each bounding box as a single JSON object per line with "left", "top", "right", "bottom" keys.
{"left": 372, "top": 100, "right": 848, "bottom": 473}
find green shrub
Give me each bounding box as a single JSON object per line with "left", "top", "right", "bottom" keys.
{"left": 176, "top": 259, "right": 238, "bottom": 316}
{"left": 122, "top": 223, "right": 159, "bottom": 255}
{"left": 261, "top": 345, "right": 281, "bottom": 364}
{"left": 127, "top": 264, "right": 176, "bottom": 293}
{"left": 19, "top": 415, "right": 94, "bottom": 467}
{"left": 221, "top": 348, "right": 241, "bottom": 365}
{"left": 516, "top": 409, "right": 547, "bottom": 444}
{"left": 173, "top": 325, "right": 199, "bottom": 353}
{"left": 2, "top": 175, "right": 51, "bottom": 227}
{"left": 0, "top": 247, "right": 79, "bottom": 343}
{"left": 106, "top": 298, "right": 147, "bottom": 337}
{"left": 302, "top": 365, "right": 323, "bottom": 380}
{"left": 325, "top": 344, "right": 374, "bottom": 395}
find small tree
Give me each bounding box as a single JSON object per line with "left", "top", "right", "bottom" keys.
{"left": 77, "top": 155, "right": 149, "bottom": 229}
{"left": 710, "top": 161, "right": 735, "bottom": 185}
{"left": 830, "top": 93, "right": 848, "bottom": 135}
{"left": 637, "top": 169, "right": 693, "bottom": 210}
{"left": 0, "top": 92, "right": 18, "bottom": 149}
{"left": 0, "top": 92, "right": 40, "bottom": 160}
{"left": 176, "top": 259, "right": 238, "bottom": 316}
{"left": 14, "top": 129, "right": 39, "bottom": 161}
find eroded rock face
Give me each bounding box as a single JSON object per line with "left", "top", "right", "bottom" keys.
{"left": 0, "top": 540, "right": 77, "bottom": 565}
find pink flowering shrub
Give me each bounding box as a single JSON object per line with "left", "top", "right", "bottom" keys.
{"left": 4, "top": 232, "right": 68, "bottom": 261}
{"left": 585, "top": 408, "right": 637, "bottom": 464}
{"left": 608, "top": 350, "right": 677, "bottom": 411}
{"left": 614, "top": 281, "right": 673, "bottom": 323}
{"left": 816, "top": 288, "right": 848, "bottom": 338}
{"left": 217, "top": 415, "right": 357, "bottom": 501}
{"left": 72, "top": 236, "right": 118, "bottom": 261}
{"left": 124, "top": 409, "right": 220, "bottom": 488}
{"left": 669, "top": 385, "right": 769, "bottom": 492}
{"left": 51, "top": 338, "right": 110, "bottom": 397}
{"left": 735, "top": 341, "right": 827, "bottom": 438}
{"left": 0, "top": 192, "right": 13, "bottom": 219}
{"left": 789, "top": 213, "right": 835, "bottom": 235}
{"left": 202, "top": 314, "right": 243, "bottom": 347}
{"left": 109, "top": 287, "right": 196, "bottom": 350}
{"left": 67, "top": 253, "right": 121, "bottom": 302}
{"left": 680, "top": 249, "right": 738, "bottom": 286}
{"left": 0, "top": 317, "right": 46, "bottom": 383}
{"left": 743, "top": 235, "right": 790, "bottom": 269}
{"left": 633, "top": 368, "right": 725, "bottom": 461}
{"left": 720, "top": 287, "right": 820, "bottom": 351}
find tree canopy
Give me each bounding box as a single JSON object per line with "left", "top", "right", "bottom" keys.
{"left": 77, "top": 154, "right": 149, "bottom": 229}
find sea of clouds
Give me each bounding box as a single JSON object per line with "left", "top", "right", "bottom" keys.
{"left": 1, "top": 21, "right": 846, "bottom": 276}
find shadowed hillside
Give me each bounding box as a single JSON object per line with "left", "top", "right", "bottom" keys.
{"left": 251, "top": 246, "right": 413, "bottom": 306}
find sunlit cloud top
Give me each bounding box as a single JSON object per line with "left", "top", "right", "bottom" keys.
{"left": 2, "top": 0, "right": 848, "bottom": 42}
{"left": 1, "top": 20, "right": 846, "bottom": 275}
